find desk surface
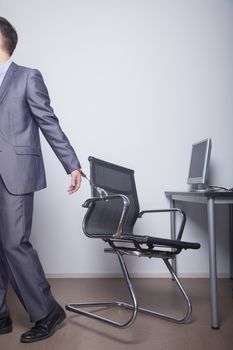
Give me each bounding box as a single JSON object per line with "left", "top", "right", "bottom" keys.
{"left": 165, "top": 190, "right": 233, "bottom": 198}
{"left": 165, "top": 191, "right": 233, "bottom": 204}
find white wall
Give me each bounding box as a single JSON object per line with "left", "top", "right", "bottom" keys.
{"left": 2, "top": 0, "right": 233, "bottom": 276}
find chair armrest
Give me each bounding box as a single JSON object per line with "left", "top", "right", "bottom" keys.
{"left": 138, "top": 208, "right": 186, "bottom": 241}
{"left": 82, "top": 194, "right": 130, "bottom": 208}
{"left": 82, "top": 194, "right": 130, "bottom": 238}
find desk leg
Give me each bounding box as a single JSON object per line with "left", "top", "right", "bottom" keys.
{"left": 207, "top": 198, "right": 219, "bottom": 329}
{"left": 170, "top": 198, "right": 177, "bottom": 274}
{"left": 229, "top": 204, "right": 233, "bottom": 279}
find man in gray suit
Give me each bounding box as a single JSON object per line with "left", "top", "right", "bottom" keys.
{"left": 0, "top": 17, "right": 82, "bottom": 343}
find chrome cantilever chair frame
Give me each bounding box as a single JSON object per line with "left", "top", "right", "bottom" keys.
{"left": 65, "top": 157, "right": 200, "bottom": 328}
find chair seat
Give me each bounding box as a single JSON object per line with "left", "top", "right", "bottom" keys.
{"left": 107, "top": 234, "right": 200, "bottom": 250}
{"left": 145, "top": 235, "right": 200, "bottom": 250}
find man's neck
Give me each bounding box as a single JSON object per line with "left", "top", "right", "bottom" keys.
{"left": 0, "top": 52, "right": 11, "bottom": 65}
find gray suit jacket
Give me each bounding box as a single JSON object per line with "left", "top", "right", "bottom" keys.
{"left": 0, "top": 62, "right": 81, "bottom": 195}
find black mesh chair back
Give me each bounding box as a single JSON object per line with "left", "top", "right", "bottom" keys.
{"left": 84, "top": 156, "right": 140, "bottom": 237}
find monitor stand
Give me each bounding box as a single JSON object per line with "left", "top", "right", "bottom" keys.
{"left": 190, "top": 184, "right": 210, "bottom": 192}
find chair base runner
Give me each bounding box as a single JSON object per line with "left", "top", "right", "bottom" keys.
{"left": 65, "top": 251, "right": 192, "bottom": 328}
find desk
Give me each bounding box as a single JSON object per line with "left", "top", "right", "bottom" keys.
{"left": 165, "top": 191, "right": 233, "bottom": 329}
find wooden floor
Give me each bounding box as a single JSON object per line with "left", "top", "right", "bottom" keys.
{"left": 1, "top": 278, "right": 233, "bottom": 350}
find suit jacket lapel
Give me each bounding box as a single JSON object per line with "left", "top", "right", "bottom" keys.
{"left": 0, "top": 62, "right": 18, "bottom": 104}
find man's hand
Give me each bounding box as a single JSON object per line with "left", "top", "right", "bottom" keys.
{"left": 68, "top": 169, "right": 82, "bottom": 194}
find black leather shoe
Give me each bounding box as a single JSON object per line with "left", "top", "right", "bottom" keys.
{"left": 0, "top": 316, "right": 12, "bottom": 334}
{"left": 20, "top": 304, "right": 66, "bottom": 343}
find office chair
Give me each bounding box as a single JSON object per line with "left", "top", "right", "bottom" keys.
{"left": 66, "top": 156, "right": 200, "bottom": 328}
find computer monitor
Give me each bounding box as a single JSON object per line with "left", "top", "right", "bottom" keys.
{"left": 187, "top": 138, "right": 212, "bottom": 191}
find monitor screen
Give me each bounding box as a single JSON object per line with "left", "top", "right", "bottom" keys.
{"left": 187, "top": 138, "right": 211, "bottom": 185}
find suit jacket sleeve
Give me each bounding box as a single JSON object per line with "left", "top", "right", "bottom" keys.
{"left": 26, "top": 68, "right": 81, "bottom": 174}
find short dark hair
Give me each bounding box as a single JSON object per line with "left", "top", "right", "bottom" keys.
{"left": 0, "top": 17, "right": 18, "bottom": 56}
